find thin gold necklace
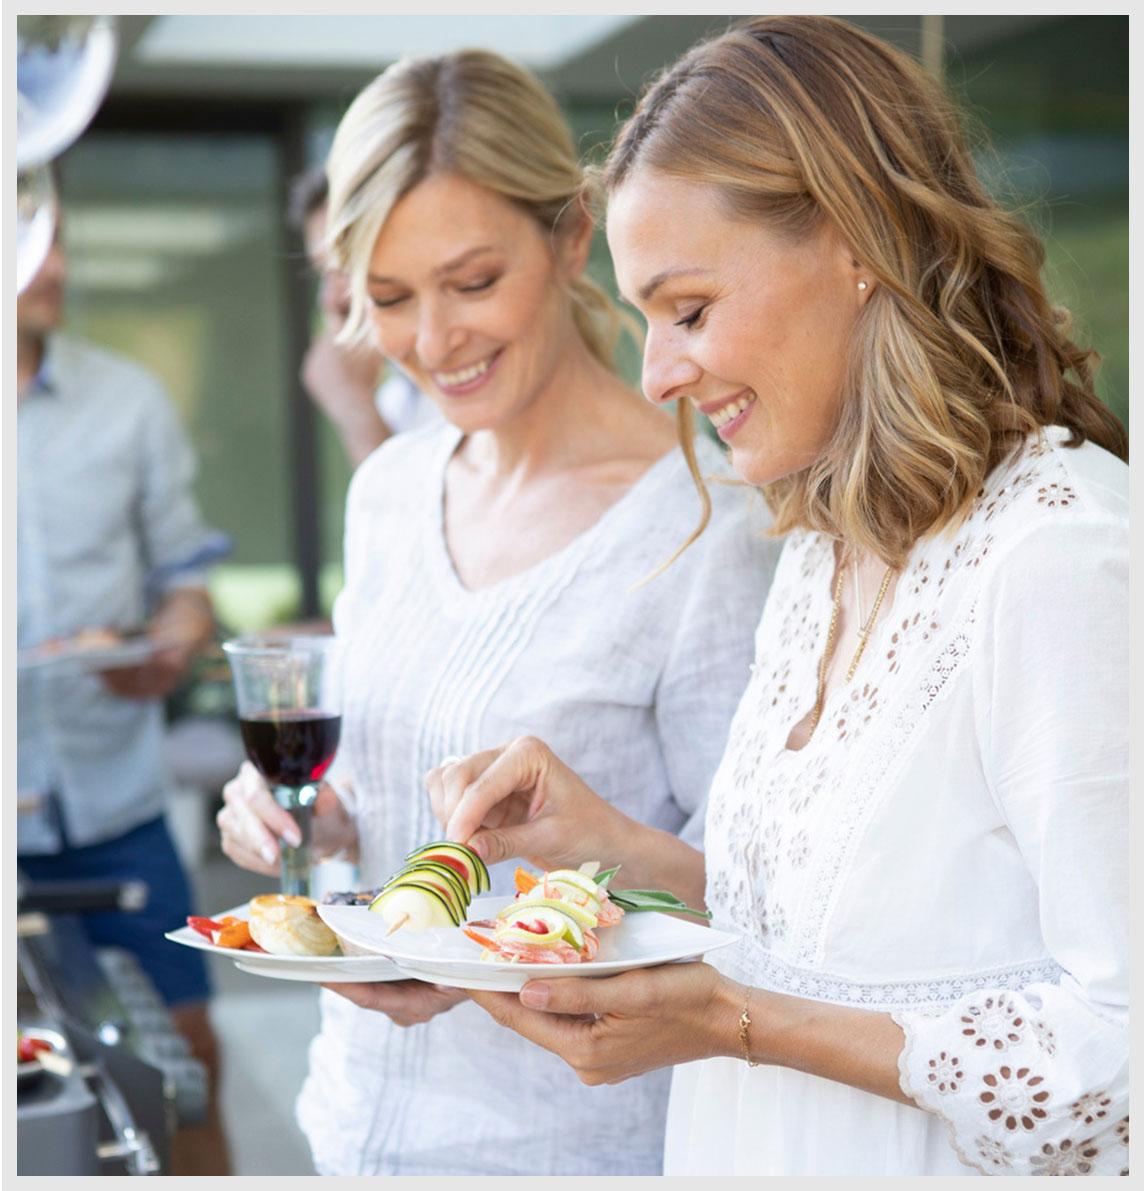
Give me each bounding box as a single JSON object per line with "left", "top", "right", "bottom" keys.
{"left": 806, "top": 556, "right": 894, "bottom": 738}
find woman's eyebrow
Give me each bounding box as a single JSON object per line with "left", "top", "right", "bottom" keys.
{"left": 368, "top": 245, "right": 499, "bottom": 286}
{"left": 637, "top": 266, "right": 714, "bottom": 302}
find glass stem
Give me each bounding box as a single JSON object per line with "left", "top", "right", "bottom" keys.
{"left": 274, "top": 784, "right": 318, "bottom": 897}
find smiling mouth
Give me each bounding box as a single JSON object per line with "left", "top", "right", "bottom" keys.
{"left": 434, "top": 353, "right": 498, "bottom": 388}
{"left": 705, "top": 392, "right": 757, "bottom": 429}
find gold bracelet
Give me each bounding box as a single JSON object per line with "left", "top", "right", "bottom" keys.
{"left": 738, "top": 995, "right": 760, "bottom": 1068}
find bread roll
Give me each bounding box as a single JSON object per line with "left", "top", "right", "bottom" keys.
{"left": 247, "top": 894, "right": 339, "bottom": 956}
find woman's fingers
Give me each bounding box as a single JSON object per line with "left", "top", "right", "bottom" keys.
{"left": 218, "top": 762, "right": 300, "bottom": 868}
{"left": 468, "top": 987, "right": 584, "bottom": 1042}
{"left": 519, "top": 970, "right": 658, "bottom": 1017}
{"left": 426, "top": 748, "right": 504, "bottom": 829}
{"left": 444, "top": 736, "right": 551, "bottom": 845}
{"left": 215, "top": 803, "right": 278, "bottom": 875}
{"left": 322, "top": 979, "right": 468, "bottom": 1027}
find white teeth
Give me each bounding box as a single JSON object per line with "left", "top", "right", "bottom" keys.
{"left": 708, "top": 393, "right": 756, "bottom": 429}
{"left": 436, "top": 355, "right": 494, "bottom": 387}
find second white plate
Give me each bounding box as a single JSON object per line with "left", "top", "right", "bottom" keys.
{"left": 319, "top": 895, "right": 739, "bottom": 992}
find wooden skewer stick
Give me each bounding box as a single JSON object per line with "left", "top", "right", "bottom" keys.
{"left": 385, "top": 912, "right": 411, "bottom": 937}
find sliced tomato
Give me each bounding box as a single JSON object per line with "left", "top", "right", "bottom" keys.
{"left": 187, "top": 916, "right": 224, "bottom": 939}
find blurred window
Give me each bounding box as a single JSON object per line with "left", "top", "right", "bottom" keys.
{"left": 61, "top": 131, "right": 302, "bottom": 631}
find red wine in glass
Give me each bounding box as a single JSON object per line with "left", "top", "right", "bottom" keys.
{"left": 239, "top": 710, "right": 341, "bottom": 788}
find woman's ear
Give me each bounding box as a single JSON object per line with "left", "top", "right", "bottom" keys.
{"left": 557, "top": 198, "right": 595, "bottom": 280}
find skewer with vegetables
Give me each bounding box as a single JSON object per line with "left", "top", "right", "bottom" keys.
{"left": 366, "top": 842, "right": 709, "bottom": 967}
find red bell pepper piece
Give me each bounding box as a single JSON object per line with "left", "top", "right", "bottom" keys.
{"left": 187, "top": 915, "right": 224, "bottom": 939}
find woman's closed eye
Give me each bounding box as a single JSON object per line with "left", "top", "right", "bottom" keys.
{"left": 674, "top": 304, "right": 708, "bottom": 329}
{"left": 370, "top": 293, "right": 408, "bottom": 310}
{"left": 457, "top": 274, "right": 500, "bottom": 294}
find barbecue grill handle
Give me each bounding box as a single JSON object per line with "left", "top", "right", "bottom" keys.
{"left": 88, "top": 1064, "right": 161, "bottom": 1175}
{"left": 16, "top": 879, "right": 149, "bottom": 915}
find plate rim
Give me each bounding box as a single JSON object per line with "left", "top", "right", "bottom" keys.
{"left": 318, "top": 896, "right": 740, "bottom": 976}
{"left": 166, "top": 902, "right": 400, "bottom": 966}
{"left": 18, "top": 637, "right": 157, "bottom": 672}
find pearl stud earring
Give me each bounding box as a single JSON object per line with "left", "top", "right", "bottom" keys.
{"left": 857, "top": 281, "right": 868, "bottom": 291}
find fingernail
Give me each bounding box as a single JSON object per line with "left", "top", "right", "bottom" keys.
{"left": 520, "top": 982, "right": 549, "bottom": 1009}
{"left": 284, "top": 828, "right": 302, "bottom": 848}
{"left": 261, "top": 843, "right": 277, "bottom": 865}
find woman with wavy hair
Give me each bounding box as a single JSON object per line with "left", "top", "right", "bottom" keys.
{"left": 434, "top": 15, "right": 1128, "bottom": 1176}
{"left": 216, "top": 48, "right": 775, "bottom": 1175}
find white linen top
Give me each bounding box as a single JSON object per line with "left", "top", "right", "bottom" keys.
{"left": 665, "top": 427, "right": 1128, "bottom": 1176}
{"left": 295, "top": 423, "right": 778, "bottom": 1175}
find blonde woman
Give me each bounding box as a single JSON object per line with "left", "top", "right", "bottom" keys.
{"left": 435, "top": 16, "right": 1129, "bottom": 1177}
{"left": 216, "top": 50, "right": 776, "bottom": 1175}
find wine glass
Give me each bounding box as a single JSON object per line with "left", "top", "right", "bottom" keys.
{"left": 222, "top": 635, "right": 342, "bottom": 897}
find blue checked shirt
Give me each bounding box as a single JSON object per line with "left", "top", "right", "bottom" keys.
{"left": 18, "top": 334, "right": 229, "bottom": 853}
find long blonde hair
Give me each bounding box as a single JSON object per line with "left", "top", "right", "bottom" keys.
{"left": 599, "top": 15, "right": 1127, "bottom": 567}
{"left": 325, "top": 48, "right": 635, "bottom": 372}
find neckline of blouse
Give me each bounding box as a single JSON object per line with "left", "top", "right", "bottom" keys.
{"left": 426, "top": 424, "right": 683, "bottom": 600}
{"left": 772, "top": 426, "right": 1059, "bottom": 760}
{"left": 774, "top": 521, "right": 947, "bottom": 760}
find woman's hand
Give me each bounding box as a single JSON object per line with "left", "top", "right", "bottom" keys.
{"left": 467, "top": 963, "right": 742, "bottom": 1085}
{"left": 322, "top": 979, "right": 467, "bottom": 1027}
{"left": 217, "top": 762, "right": 358, "bottom": 876}
{"left": 425, "top": 736, "right": 626, "bottom": 872}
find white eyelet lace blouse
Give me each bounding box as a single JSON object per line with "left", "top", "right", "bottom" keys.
{"left": 666, "top": 427, "right": 1128, "bottom": 1176}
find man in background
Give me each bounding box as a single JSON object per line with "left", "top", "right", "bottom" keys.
{"left": 17, "top": 227, "right": 232, "bottom": 1174}
{"left": 290, "top": 167, "right": 438, "bottom": 467}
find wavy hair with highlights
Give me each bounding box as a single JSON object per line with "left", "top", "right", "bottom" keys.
{"left": 598, "top": 15, "right": 1127, "bottom": 568}
{"left": 324, "top": 48, "right": 638, "bottom": 374}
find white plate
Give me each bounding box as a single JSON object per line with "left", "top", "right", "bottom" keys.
{"left": 165, "top": 903, "right": 406, "bottom": 984}
{"left": 18, "top": 637, "right": 157, "bottom": 673}
{"left": 319, "top": 895, "right": 739, "bottom": 992}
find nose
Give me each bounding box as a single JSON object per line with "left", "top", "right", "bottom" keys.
{"left": 641, "top": 325, "right": 702, "bottom": 407}
{"left": 413, "top": 296, "right": 465, "bottom": 370}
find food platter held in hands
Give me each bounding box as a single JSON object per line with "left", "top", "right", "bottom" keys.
{"left": 320, "top": 893, "right": 739, "bottom": 992}
{"left": 318, "top": 853, "right": 739, "bottom": 992}
{"left": 165, "top": 896, "right": 405, "bottom": 984}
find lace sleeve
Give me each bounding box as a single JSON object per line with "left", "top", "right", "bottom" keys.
{"left": 893, "top": 514, "right": 1128, "bottom": 1175}
{"left": 893, "top": 983, "right": 1128, "bottom": 1174}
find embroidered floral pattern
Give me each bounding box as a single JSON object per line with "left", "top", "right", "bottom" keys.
{"left": 960, "top": 993, "right": 1026, "bottom": 1051}
{"left": 979, "top": 1066, "right": 1051, "bottom": 1132}
{"left": 1036, "top": 482, "right": 1076, "bottom": 508}
{"left": 926, "top": 1051, "right": 965, "bottom": 1094}
{"left": 1028, "top": 1137, "right": 1100, "bottom": 1175}
{"left": 974, "top": 1135, "right": 1013, "bottom": 1171}
{"left": 1028, "top": 1018, "right": 1056, "bottom": 1057}
{"left": 1071, "top": 1091, "right": 1113, "bottom": 1127}
{"left": 787, "top": 827, "right": 810, "bottom": 869}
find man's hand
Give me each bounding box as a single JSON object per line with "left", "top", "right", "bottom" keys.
{"left": 301, "top": 332, "right": 389, "bottom": 466}
{"left": 98, "top": 587, "right": 213, "bottom": 700}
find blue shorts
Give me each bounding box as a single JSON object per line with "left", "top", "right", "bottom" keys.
{"left": 18, "top": 816, "right": 212, "bottom": 1009}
